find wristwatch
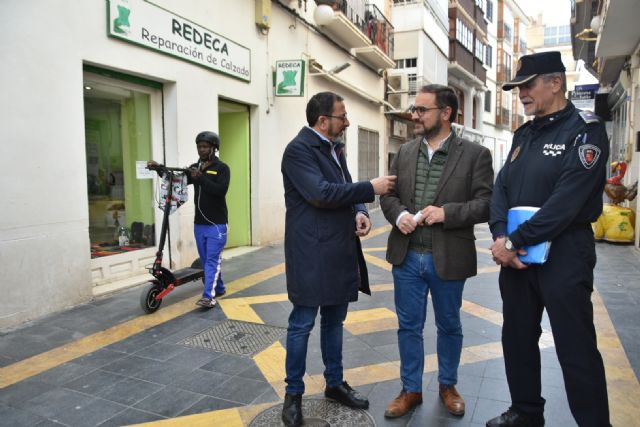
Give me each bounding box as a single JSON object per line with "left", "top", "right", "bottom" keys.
{"left": 504, "top": 237, "right": 517, "bottom": 252}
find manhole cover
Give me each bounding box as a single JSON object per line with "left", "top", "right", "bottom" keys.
{"left": 178, "top": 320, "right": 286, "bottom": 356}
{"left": 248, "top": 399, "right": 375, "bottom": 426}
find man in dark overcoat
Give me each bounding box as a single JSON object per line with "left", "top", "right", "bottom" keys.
{"left": 280, "top": 91, "right": 396, "bottom": 427}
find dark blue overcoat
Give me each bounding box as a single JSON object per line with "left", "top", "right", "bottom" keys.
{"left": 281, "top": 127, "right": 374, "bottom": 306}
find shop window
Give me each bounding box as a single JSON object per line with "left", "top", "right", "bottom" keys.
{"left": 84, "top": 79, "right": 155, "bottom": 258}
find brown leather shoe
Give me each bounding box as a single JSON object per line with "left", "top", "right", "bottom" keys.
{"left": 384, "top": 390, "right": 423, "bottom": 418}
{"left": 439, "top": 384, "right": 465, "bottom": 416}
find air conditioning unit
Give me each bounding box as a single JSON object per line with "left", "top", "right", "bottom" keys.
{"left": 387, "top": 74, "right": 409, "bottom": 110}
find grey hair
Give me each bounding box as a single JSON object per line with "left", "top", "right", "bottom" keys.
{"left": 540, "top": 72, "right": 567, "bottom": 93}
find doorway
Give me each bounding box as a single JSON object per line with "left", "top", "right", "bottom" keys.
{"left": 218, "top": 100, "right": 251, "bottom": 247}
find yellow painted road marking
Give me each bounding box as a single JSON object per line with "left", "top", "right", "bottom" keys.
{"left": 131, "top": 403, "right": 275, "bottom": 427}
{"left": 462, "top": 300, "right": 503, "bottom": 326}
{"left": 363, "top": 253, "right": 391, "bottom": 271}
{"left": 0, "top": 264, "right": 285, "bottom": 389}
{"left": 220, "top": 293, "right": 288, "bottom": 324}
{"left": 477, "top": 266, "right": 500, "bottom": 274}
{"left": 362, "top": 246, "right": 387, "bottom": 253}
{"left": 593, "top": 289, "right": 640, "bottom": 427}
{"left": 370, "top": 283, "right": 394, "bottom": 292}
{"left": 344, "top": 307, "right": 398, "bottom": 335}
{"left": 345, "top": 307, "right": 395, "bottom": 323}
{"left": 361, "top": 224, "right": 391, "bottom": 240}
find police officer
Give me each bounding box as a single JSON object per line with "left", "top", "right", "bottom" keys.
{"left": 487, "top": 51, "right": 611, "bottom": 427}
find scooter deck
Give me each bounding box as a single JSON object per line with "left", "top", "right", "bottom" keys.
{"left": 173, "top": 267, "right": 204, "bottom": 285}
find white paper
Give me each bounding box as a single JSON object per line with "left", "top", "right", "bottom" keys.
{"left": 136, "top": 161, "right": 154, "bottom": 179}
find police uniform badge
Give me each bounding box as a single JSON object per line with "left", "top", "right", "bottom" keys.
{"left": 511, "top": 145, "right": 521, "bottom": 162}
{"left": 578, "top": 144, "right": 601, "bottom": 169}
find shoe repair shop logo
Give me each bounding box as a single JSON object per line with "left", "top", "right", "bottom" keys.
{"left": 542, "top": 143, "right": 565, "bottom": 157}
{"left": 278, "top": 70, "right": 298, "bottom": 94}
{"left": 275, "top": 60, "right": 305, "bottom": 97}
{"left": 113, "top": 2, "right": 131, "bottom": 35}
{"left": 579, "top": 144, "right": 601, "bottom": 169}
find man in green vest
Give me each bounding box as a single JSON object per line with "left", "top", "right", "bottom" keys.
{"left": 381, "top": 84, "right": 494, "bottom": 419}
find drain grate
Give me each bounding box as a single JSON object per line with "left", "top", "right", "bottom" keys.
{"left": 178, "top": 320, "right": 287, "bottom": 356}
{"left": 248, "top": 399, "right": 375, "bottom": 426}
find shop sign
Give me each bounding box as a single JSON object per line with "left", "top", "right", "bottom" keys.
{"left": 274, "top": 60, "right": 305, "bottom": 96}
{"left": 571, "top": 84, "right": 599, "bottom": 111}
{"left": 107, "top": 0, "right": 251, "bottom": 82}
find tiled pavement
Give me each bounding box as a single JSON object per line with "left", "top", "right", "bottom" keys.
{"left": 0, "top": 210, "right": 639, "bottom": 427}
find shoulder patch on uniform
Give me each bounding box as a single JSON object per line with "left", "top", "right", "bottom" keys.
{"left": 206, "top": 170, "right": 218, "bottom": 175}
{"left": 579, "top": 110, "right": 600, "bottom": 124}
{"left": 578, "top": 144, "right": 601, "bottom": 169}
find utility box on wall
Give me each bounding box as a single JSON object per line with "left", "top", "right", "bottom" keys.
{"left": 255, "top": 0, "right": 272, "bottom": 29}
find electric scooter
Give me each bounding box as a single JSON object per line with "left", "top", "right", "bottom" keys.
{"left": 139, "top": 164, "right": 204, "bottom": 313}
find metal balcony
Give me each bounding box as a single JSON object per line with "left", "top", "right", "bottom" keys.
{"left": 315, "top": 1, "right": 395, "bottom": 69}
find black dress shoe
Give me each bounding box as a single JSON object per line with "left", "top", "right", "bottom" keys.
{"left": 486, "top": 409, "right": 544, "bottom": 427}
{"left": 282, "top": 393, "right": 303, "bottom": 427}
{"left": 325, "top": 381, "right": 369, "bottom": 409}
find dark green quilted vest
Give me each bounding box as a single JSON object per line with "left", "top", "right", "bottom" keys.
{"left": 409, "top": 135, "right": 451, "bottom": 252}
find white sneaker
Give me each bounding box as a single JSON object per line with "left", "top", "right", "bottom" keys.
{"left": 196, "top": 297, "right": 217, "bottom": 308}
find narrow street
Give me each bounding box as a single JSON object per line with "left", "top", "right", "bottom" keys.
{"left": 1, "top": 210, "right": 639, "bottom": 426}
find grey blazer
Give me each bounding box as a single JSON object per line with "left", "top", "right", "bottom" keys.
{"left": 380, "top": 135, "right": 494, "bottom": 280}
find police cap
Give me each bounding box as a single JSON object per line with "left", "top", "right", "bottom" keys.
{"left": 503, "top": 51, "right": 566, "bottom": 91}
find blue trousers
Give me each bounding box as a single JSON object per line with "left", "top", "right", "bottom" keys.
{"left": 392, "top": 251, "right": 465, "bottom": 392}
{"left": 284, "top": 303, "right": 349, "bottom": 394}
{"left": 194, "top": 224, "right": 227, "bottom": 299}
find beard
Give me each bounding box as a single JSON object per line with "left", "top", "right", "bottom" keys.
{"left": 422, "top": 119, "right": 442, "bottom": 140}
{"left": 328, "top": 122, "right": 345, "bottom": 142}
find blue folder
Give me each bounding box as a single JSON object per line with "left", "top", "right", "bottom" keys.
{"left": 507, "top": 207, "right": 551, "bottom": 264}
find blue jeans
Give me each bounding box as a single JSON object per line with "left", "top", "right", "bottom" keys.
{"left": 392, "top": 251, "right": 465, "bottom": 392}
{"left": 194, "top": 223, "right": 227, "bottom": 299}
{"left": 284, "top": 303, "right": 349, "bottom": 394}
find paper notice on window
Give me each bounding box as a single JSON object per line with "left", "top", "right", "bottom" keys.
{"left": 136, "top": 161, "right": 154, "bottom": 179}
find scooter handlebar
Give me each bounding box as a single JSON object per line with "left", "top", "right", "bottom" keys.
{"left": 147, "top": 164, "right": 190, "bottom": 173}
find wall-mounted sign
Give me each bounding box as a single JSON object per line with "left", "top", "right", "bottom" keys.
{"left": 571, "top": 84, "right": 599, "bottom": 111}
{"left": 275, "top": 60, "right": 305, "bottom": 97}
{"left": 107, "top": 0, "right": 251, "bottom": 82}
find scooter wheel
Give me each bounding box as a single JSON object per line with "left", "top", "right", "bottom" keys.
{"left": 140, "top": 283, "right": 163, "bottom": 314}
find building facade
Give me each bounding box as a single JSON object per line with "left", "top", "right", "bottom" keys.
{"left": 571, "top": 0, "right": 640, "bottom": 250}
{"left": 479, "top": 0, "right": 530, "bottom": 173}
{"left": 385, "top": 0, "right": 450, "bottom": 162}
{"left": 0, "top": 0, "right": 395, "bottom": 327}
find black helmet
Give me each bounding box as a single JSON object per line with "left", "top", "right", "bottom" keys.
{"left": 195, "top": 131, "right": 220, "bottom": 149}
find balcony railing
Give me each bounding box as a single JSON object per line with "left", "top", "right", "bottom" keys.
{"left": 333, "top": 1, "right": 394, "bottom": 56}
{"left": 336, "top": 0, "right": 367, "bottom": 31}
{"left": 316, "top": 1, "right": 395, "bottom": 68}
{"left": 363, "top": 3, "right": 394, "bottom": 57}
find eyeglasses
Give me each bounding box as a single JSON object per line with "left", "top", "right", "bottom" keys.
{"left": 323, "top": 114, "right": 348, "bottom": 122}
{"left": 409, "top": 105, "right": 442, "bottom": 115}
